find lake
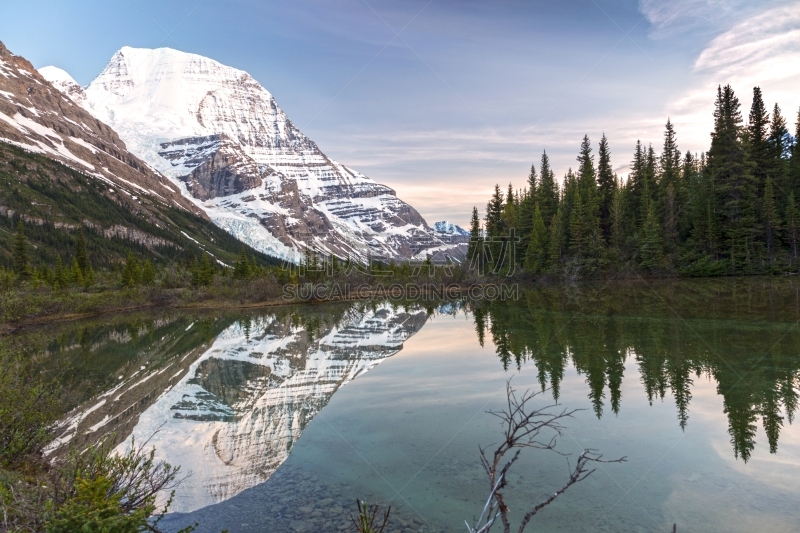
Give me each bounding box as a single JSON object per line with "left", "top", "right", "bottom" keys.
{"left": 31, "top": 278, "right": 800, "bottom": 532}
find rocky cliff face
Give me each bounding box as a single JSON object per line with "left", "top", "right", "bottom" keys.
{"left": 41, "top": 47, "right": 459, "bottom": 263}
{"left": 0, "top": 43, "right": 203, "bottom": 219}
{"left": 160, "top": 135, "right": 263, "bottom": 201}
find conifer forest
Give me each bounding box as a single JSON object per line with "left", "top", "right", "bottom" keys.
{"left": 472, "top": 86, "right": 800, "bottom": 278}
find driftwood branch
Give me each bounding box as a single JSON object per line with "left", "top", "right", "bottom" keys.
{"left": 467, "top": 379, "right": 626, "bottom": 533}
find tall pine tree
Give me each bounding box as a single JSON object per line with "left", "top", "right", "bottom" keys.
{"left": 537, "top": 151, "right": 559, "bottom": 227}
{"left": 710, "top": 85, "right": 755, "bottom": 272}
{"left": 597, "top": 133, "right": 615, "bottom": 242}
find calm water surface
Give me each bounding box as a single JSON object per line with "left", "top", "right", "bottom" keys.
{"left": 34, "top": 279, "right": 800, "bottom": 532}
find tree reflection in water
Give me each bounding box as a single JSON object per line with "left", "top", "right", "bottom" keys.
{"left": 468, "top": 278, "right": 800, "bottom": 462}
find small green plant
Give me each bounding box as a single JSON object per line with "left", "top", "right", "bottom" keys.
{"left": 350, "top": 499, "right": 390, "bottom": 533}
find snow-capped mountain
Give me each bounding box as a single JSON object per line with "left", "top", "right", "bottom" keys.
{"left": 0, "top": 42, "right": 202, "bottom": 218}
{"left": 41, "top": 47, "right": 455, "bottom": 263}
{"left": 433, "top": 220, "right": 470, "bottom": 248}
{"left": 434, "top": 220, "right": 470, "bottom": 237}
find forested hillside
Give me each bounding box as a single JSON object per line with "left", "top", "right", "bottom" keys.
{"left": 472, "top": 85, "right": 800, "bottom": 277}
{"left": 0, "top": 141, "right": 281, "bottom": 272}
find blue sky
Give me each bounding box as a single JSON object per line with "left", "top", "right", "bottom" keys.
{"left": 3, "top": 0, "right": 799, "bottom": 226}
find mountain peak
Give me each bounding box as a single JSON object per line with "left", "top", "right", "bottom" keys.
{"left": 38, "top": 65, "right": 86, "bottom": 105}
{"left": 46, "top": 46, "right": 465, "bottom": 263}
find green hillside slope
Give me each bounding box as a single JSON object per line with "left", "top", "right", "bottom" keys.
{"left": 0, "top": 141, "right": 282, "bottom": 270}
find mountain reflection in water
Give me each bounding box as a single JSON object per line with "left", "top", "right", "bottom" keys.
{"left": 49, "top": 302, "right": 430, "bottom": 513}
{"left": 42, "top": 279, "right": 800, "bottom": 526}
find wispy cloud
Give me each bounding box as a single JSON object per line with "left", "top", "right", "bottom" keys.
{"left": 665, "top": 3, "right": 800, "bottom": 152}
{"left": 638, "top": 0, "right": 750, "bottom": 37}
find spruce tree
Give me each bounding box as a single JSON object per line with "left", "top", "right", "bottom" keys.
{"left": 502, "top": 182, "right": 518, "bottom": 234}
{"left": 467, "top": 206, "right": 484, "bottom": 271}
{"left": 642, "top": 145, "right": 657, "bottom": 227}
{"left": 13, "top": 221, "right": 29, "bottom": 279}
{"left": 234, "top": 247, "right": 251, "bottom": 279}
{"left": 747, "top": 87, "right": 770, "bottom": 197}
{"left": 123, "top": 252, "right": 140, "bottom": 286}
{"left": 709, "top": 85, "right": 755, "bottom": 271}
{"left": 569, "top": 190, "right": 585, "bottom": 257}
{"left": 70, "top": 259, "right": 83, "bottom": 286}
{"left": 55, "top": 255, "right": 66, "bottom": 288}
{"left": 537, "top": 151, "right": 559, "bottom": 226}
{"left": 199, "top": 253, "right": 214, "bottom": 285}
{"left": 548, "top": 211, "right": 563, "bottom": 269}
{"left": 626, "top": 141, "right": 646, "bottom": 234}
{"left": 789, "top": 107, "right": 800, "bottom": 200}
{"left": 485, "top": 184, "right": 505, "bottom": 267}
{"left": 517, "top": 165, "right": 537, "bottom": 258}
{"left": 609, "top": 177, "right": 624, "bottom": 253}
{"left": 597, "top": 133, "right": 615, "bottom": 242}
{"left": 74, "top": 226, "right": 88, "bottom": 274}
{"left": 762, "top": 177, "right": 781, "bottom": 267}
{"left": 786, "top": 191, "right": 799, "bottom": 266}
{"left": 660, "top": 119, "right": 681, "bottom": 198}
{"left": 524, "top": 204, "right": 547, "bottom": 273}
{"left": 639, "top": 203, "right": 663, "bottom": 271}
{"left": 768, "top": 103, "right": 791, "bottom": 209}
{"left": 141, "top": 259, "right": 156, "bottom": 285}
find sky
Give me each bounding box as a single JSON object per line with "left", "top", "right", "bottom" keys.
{"left": 2, "top": 0, "right": 800, "bottom": 227}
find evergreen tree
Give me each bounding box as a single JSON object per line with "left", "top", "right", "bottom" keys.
{"left": 13, "top": 221, "right": 29, "bottom": 279}
{"left": 659, "top": 119, "right": 681, "bottom": 199}
{"left": 747, "top": 87, "right": 771, "bottom": 197}
{"left": 710, "top": 85, "right": 755, "bottom": 272}
{"left": 54, "top": 255, "right": 66, "bottom": 288}
{"left": 537, "top": 151, "right": 559, "bottom": 226}
{"left": 234, "top": 247, "right": 251, "bottom": 279}
{"left": 548, "top": 211, "right": 563, "bottom": 269}
{"left": 609, "top": 177, "right": 624, "bottom": 252}
{"left": 502, "top": 182, "right": 518, "bottom": 232}
{"left": 70, "top": 258, "right": 83, "bottom": 286}
{"left": 762, "top": 177, "right": 781, "bottom": 267}
{"left": 789, "top": 107, "right": 800, "bottom": 200}
{"left": 663, "top": 183, "right": 678, "bottom": 256}
{"left": 485, "top": 184, "right": 505, "bottom": 267}
{"left": 467, "top": 206, "right": 484, "bottom": 271}
{"left": 524, "top": 204, "right": 548, "bottom": 273}
{"left": 74, "top": 225, "right": 88, "bottom": 274}
{"left": 597, "top": 133, "right": 615, "bottom": 241}
{"left": 768, "top": 103, "right": 791, "bottom": 209}
{"left": 517, "top": 165, "right": 537, "bottom": 258}
{"left": 627, "top": 141, "right": 646, "bottom": 228}
{"left": 141, "top": 259, "right": 156, "bottom": 285}
{"left": 199, "top": 253, "right": 214, "bottom": 285}
{"left": 577, "top": 135, "right": 597, "bottom": 198}
{"left": 569, "top": 190, "right": 585, "bottom": 257}
{"left": 642, "top": 145, "right": 657, "bottom": 226}
{"left": 639, "top": 203, "right": 663, "bottom": 271}
{"left": 122, "top": 252, "right": 140, "bottom": 286}
{"left": 786, "top": 192, "right": 800, "bottom": 266}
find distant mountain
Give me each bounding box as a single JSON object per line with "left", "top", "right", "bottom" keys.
{"left": 0, "top": 42, "right": 278, "bottom": 268}
{"left": 41, "top": 47, "right": 460, "bottom": 263}
{"left": 433, "top": 220, "right": 470, "bottom": 249}
{"left": 433, "top": 220, "right": 470, "bottom": 237}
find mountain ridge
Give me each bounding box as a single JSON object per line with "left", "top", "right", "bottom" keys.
{"left": 41, "top": 46, "right": 465, "bottom": 263}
